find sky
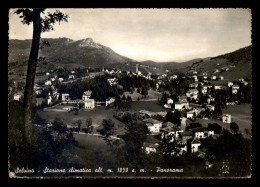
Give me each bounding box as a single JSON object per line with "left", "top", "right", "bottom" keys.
{"left": 9, "top": 8, "right": 252, "bottom": 62}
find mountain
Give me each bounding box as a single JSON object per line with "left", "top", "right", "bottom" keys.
{"left": 9, "top": 37, "right": 137, "bottom": 69}
{"left": 8, "top": 37, "right": 252, "bottom": 82}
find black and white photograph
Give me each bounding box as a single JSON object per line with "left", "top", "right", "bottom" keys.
{"left": 8, "top": 8, "right": 252, "bottom": 178}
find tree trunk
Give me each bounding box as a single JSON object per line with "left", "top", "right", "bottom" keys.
{"left": 23, "top": 9, "right": 42, "bottom": 143}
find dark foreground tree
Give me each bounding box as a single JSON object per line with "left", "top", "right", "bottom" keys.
{"left": 14, "top": 9, "right": 69, "bottom": 143}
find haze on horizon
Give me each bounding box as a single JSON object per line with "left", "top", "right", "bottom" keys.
{"left": 9, "top": 8, "right": 251, "bottom": 62}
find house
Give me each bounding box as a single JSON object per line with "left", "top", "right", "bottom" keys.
{"left": 45, "top": 80, "right": 52, "bottom": 86}
{"left": 201, "top": 86, "right": 208, "bottom": 94}
{"left": 58, "top": 78, "right": 64, "bottom": 82}
{"left": 222, "top": 114, "right": 231, "bottom": 123}
{"left": 186, "top": 111, "right": 195, "bottom": 120}
{"left": 211, "top": 76, "right": 217, "bottom": 80}
{"left": 62, "top": 93, "right": 70, "bottom": 101}
{"left": 192, "top": 127, "right": 215, "bottom": 139}
{"left": 206, "top": 105, "right": 215, "bottom": 111}
{"left": 186, "top": 89, "right": 199, "bottom": 100}
{"left": 203, "top": 76, "right": 207, "bottom": 80}
{"left": 46, "top": 72, "right": 50, "bottom": 76}
{"left": 190, "top": 82, "right": 198, "bottom": 88}
{"left": 106, "top": 97, "right": 115, "bottom": 107}
{"left": 219, "top": 76, "right": 224, "bottom": 80}
{"left": 68, "top": 75, "right": 75, "bottom": 79}
{"left": 46, "top": 95, "right": 52, "bottom": 105}
{"left": 13, "top": 93, "right": 23, "bottom": 101}
{"left": 169, "top": 75, "right": 178, "bottom": 80}
{"left": 192, "top": 75, "right": 198, "bottom": 82}
{"left": 82, "top": 90, "right": 95, "bottom": 109}
{"left": 107, "top": 78, "right": 118, "bottom": 86}
{"left": 35, "top": 89, "right": 42, "bottom": 95}
{"left": 143, "top": 118, "right": 162, "bottom": 134}
{"left": 191, "top": 138, "right": 201, "bottom": 153}
{"left": 227, "top": 82, "right": 233, "bottom": 87}
{"left": 51, "top": 78, "right": 56, "bottom": 82}
{"left": 175, "top": 101, "right": 189, "bottom": 111}
{"left": 232, "top": 85, "right": 240, "bottom": 94}
{"left": 214, "top": 85, "right": 223, "bottom": 90}
{"left": 142, "top": 142, "right": 159, "bottom": 154}
{"left": 167, "top": 98, "right": 174, "bottom": 105}
{"left": 161, "top": 122, "right": 183, "bottom": 140}
{"left": 207, "top": 96, "right": 215, "bottom": 104}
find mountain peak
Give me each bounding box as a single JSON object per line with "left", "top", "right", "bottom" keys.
{"left": 78, "top": 37, "right": 102, "bottom": 49}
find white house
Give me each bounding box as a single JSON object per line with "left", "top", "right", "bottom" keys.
{"left": 219, "top": 76, "right": 224, "bottom": 80}
{"left": 192, "top": 75, "right": 198, "bottom": 82}
{"left": 214, "top": 85, "right": 223, "bottom": 90}
{"left": 82, "top": 90, "right": 95, "bottom": 109}
{"left": 206, "top": 105, "right": 215, "bottom": 111}
{"left": 191, "top": 138, "right": 201, "bottom": 153}
{"left": 46, "top": 95, "right": 52, "bottom": 105}
{"left": 107, "top": 78, "right": 118, "bottom": 86}
{"left": 169, "top": 75, "right": 178, "bottom": 80}
{"left": 45, "top": 80, "right": 52, "bottom": 86}
{"left": 222, "top": 114, "right": 232, "bottom": 123}
{"left": 167, "top": 98, "right": 174, "bottom": 105}
{"left": 106, "top": 97, "right": 115, "bottom": 107}
{"left": 211, "top": 76, "right": 217, "bottom": 80}
{"left": 192, "top": 128, "right": 214, "bottom": 139}
{"left": 142, "top": 143, "right": 159, "bottom": 154}
{"left": 13, "top": 93, "right": 23, "bottom": 101}
{"left": 62, "top": 93, "right": 70, "bottom": 101}
{"left": 175, "top": 102, "right": 189, "bottom": 111}
{"left": 58, "top": 78, "right": 64, "bottom": 82}
{"left": 186, "top": 111, "right": 195, "bottom": 119}
{"left": 46, "top": 72, "right": 50, "bottom": 76}
{"left": 69, "top": 75, "right": 75, "bottom": 79}
{"left": 161, "top": 122, "right": 183, "bottom": 141}
{"left": 143, "top": 118, "right": 162, "bottom": 134}
{"left": 227, "top": 82, "right": 233, "bottom": 87}
{"left": 232, "top": 85, "right": 240, "bottom": 94}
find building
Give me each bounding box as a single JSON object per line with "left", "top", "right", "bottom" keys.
{"left": 192, "top": 127, "right": 215, "bottom": 139}
{"left": 161, "top": 122, "right": 183, "bottom": 141}
{"left": 62, "top": 93, "right": 70, "bottom": 101}
{"left": 82, "top": 90, "right": 95, "bottom": 109}
{"left": 211, "top": 76, "right": 216, "bottom": 80}
{"left": 186, "top": 111, "right": 195, "bottom": 119}
{"left": 143, "top": 118, "right": 162, "bottom": 134}
{"left": 222, "top": 114, "right": 232, "bottom": 123}
{"left": 192, "top": 75, "right": 198, "bottom": 82}
{"left": 142, "top": 142, "right": 159, "bottom": 154}
{"left": 219, "top": 76, "right": 224, "bottom": 80}
{"left": 107, "top": 78, "right": 118, "bottom": 86}
{"left": 227, "top": 82, "right": 233, "bottom": 87}
{"left": 169, "top": 75, "right": 178, "bottom": 80}
{"left": 214, "top": 85, "right": 223, "bottom": 90}
{"left": 106, "top": 97, "right": 115, "bottom": 107}
{"left": 167, "top": 98, "right": 174, "bottom": 105}
{"left": 232, "top": 85, "right": 240, "bottom": 94}
{"left": 45, "top": 80, "right": 52, "bottom": 86}
{"left": 179, "top": 131, "right": 193, "bottom": 144}
{"left": 58, "top": 78, "right": 64, "bottom": 82}
{"left": 191, "top": 138, "right": 201, "bottom": 153}
{"left": 13, "top": 93, "right": 23, "bottom": 101}
{"left": 175, "top": 102, "right": 189, "bottom": 111}
{"left": 46, "top": 95, "right": 52, "bottom": 105}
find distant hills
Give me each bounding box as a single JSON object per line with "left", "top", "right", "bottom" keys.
{"left": 8, "top": 37, "right": 252, "bottom": 82}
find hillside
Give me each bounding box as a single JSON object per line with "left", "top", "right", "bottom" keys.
{"left": 177, "top": 45, "right": 252, "bottom": 83}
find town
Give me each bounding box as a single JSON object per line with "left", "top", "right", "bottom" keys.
{"left": 9, "top": 58, "right": 252, "bottom": 177}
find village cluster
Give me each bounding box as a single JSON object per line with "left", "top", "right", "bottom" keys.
{"left": 11, "top": 62, "right": 250, "bottom": 158}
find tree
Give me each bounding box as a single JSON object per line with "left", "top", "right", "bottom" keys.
{"left": 98, "top": 119, "right": 115, "bottom": 137}
{"left": 76, "top": 120, "right": 82, "bottom": 132}
{"left": 165, "top": 111, "right": 181, "bottom": 126}
{"left": 14, "top": 9, "right": 69, "bottom": 143}
{"left": 230, "top": 122, "right": 239, "bottom": 134}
